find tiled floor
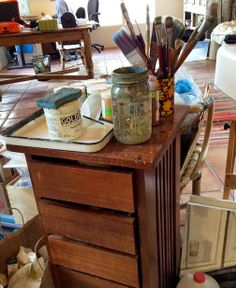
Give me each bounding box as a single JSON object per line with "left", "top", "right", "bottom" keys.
{"left": 0, "top": 48, "right": 228, "bottom": 211}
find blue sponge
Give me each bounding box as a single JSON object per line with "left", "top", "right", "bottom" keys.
{"left": 37, "top": 87, "right": 82, "bottom": 109}
{"left": 175, "top": 79, "right": 192, "bottom": 94}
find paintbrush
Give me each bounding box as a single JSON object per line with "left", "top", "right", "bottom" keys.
{"left": 120, "top": 2, "right": 155, "bottom": 75}
{"left": 174, "top": 16, "right": 214, "bottom": 73}
{"left": 186, "top": 18, "right": 204, "bottom": 44}
{"left": 172, "top": 18, "right": 186, "bottom": 47}
{"left": 149, "top": 22, "right": 158, "bottom": 71}
{"left": 112, "top": 28, "right": 146, "bottom": 67}
{"left": 154, "top": 16, "right": 165, "bottom": 78}
{"left": 146, "top": 4, "right": 150, "bottom": 57}
{"left": 170, "top": 39, "right": 184, "bottom": 76}
{"left": 135, "top": 20, "right": 145, "bottom": 51}
{"left": 83, "top": 115, "right": 104, "bottom": 125}
{"left": 164, "top": 16, "right": 173, "bottom": 75}
{"left": 120, "top": 2, "right": 137, "bottom": 41}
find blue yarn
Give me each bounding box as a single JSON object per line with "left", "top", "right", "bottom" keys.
{"left": 175, "top": 79, "right": 193, "bottom": 94}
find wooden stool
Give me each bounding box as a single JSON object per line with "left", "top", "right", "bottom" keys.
{"left": 223, "top": 121, "right": 236, "bottom": 199}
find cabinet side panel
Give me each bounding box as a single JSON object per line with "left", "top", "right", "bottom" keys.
{"left": 136, "top": 135, "right": 180, "bottom": 288}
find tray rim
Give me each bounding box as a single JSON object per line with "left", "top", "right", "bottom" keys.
{"left": 0, "top": 109, "right": 114, "bottom": 153}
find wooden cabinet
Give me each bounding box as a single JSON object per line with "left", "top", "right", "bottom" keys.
{"left": 7, "top": 105, "right": 188, "bottom": 288}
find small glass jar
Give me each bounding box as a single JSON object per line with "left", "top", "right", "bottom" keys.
{"left": 111, "top": 66, "right": 151, "bottom": 145}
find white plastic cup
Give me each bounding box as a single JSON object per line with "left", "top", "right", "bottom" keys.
{"left": 177, "top": 272, "right": 220, "bottom": 288}
{"left": 44, "top": 98, "right": 84, "bottom": 141}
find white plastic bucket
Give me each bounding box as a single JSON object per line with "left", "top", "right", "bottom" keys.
{"left": 177, "top": 272, "right": 220, "bottom": 288}
{"left": 44, "top": 98, "right": 84, "bottom": 141}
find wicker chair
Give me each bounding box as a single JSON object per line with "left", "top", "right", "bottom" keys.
{"left": 180, "top": 84, "right": 215, "bottom": 208}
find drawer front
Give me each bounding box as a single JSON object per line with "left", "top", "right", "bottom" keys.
{"left": 57, "top": 266, "right": 130, "bottom": 288}
{"left": 49, "top": 236, "right": 139, "bottom": 287}
{"left": 39, "top": 201, "right": 136, "bottom": 255}
{"left": 29, "top": 161, "right": 134, "bottom": 212}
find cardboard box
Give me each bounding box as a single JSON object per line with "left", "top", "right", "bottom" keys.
{"left": 6, "top": 175, "right": 38, "bottom": 224}
{"left": 0, "top": 175, "right": 16, "bottom": 212}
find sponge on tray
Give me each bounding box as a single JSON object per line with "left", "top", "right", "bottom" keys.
{"left": 37, "top": 88, "right": 82, "bottom": 109}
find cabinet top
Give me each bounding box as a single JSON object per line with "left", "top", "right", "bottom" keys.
{"left": 7, "top": 105, "right": 189, "bottom": 169}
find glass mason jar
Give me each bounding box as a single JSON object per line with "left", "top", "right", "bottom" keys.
{"left": 111, "top": 66, "right": 152, "bottom": 145}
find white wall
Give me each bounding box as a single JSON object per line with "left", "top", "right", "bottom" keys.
{"left": 27, "top": 0, "right": 184, "bottom": 48}
{"left": 156, "top": 0, "right": 183, "bottom": 19}
{"left": 92, "top": 0, "right": 184, "bottom": 48}
{"left": 28, "top": 0, "right": 55, "bottom": 17}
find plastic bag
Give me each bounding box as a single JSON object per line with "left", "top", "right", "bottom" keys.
{"left": 174, "top": 69, "right": 202, "bottom": 105}
{"left": 8, "top": 258, "right": 45, "bottom": 288}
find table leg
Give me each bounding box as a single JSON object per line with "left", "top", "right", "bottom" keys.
{"left": 223, "top": 121, "right": 236, "bottom": 199}
{"left": 82, "top": 30, "right": 94, "bottom": 79}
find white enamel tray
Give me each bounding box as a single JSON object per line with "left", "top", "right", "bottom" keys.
{"left": 1, "top": 109, "right": 113, "bottom": 153}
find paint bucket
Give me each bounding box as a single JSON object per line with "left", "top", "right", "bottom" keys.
{"left": 43, "top": 98, "right": 84, "bottom": 141}
{"left": 177, "top": 272, "right": 220, "bottom": 288}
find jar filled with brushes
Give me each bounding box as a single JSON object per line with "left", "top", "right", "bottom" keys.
{"left": 111, "top": 66, "right": 151, "bottom": 145}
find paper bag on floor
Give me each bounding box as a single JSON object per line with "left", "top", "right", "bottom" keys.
{"left": 0, "top": 215, "right": 55, "bottom": 288}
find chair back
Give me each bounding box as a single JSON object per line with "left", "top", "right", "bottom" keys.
{"left": 180, "top": 85, "right": 215, "bottom": 192}
{"left": 87, "top": 0, "right": 99, "bottom": 22}
{"left": 61, "top": 12, "right": 80, "bottom": 45}
{"left": 76, "top": 7, "right": 86, "bottom": 19}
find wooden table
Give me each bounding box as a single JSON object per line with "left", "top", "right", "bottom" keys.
{"left": 6, "top": 105, "right": 189, "bottom": 288}
{"left": 0, "top": 26, "right": 94, "bottom": 84}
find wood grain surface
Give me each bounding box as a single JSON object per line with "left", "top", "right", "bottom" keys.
{"left": 29, "top": 161, "right": 134, "bottom": 212}
{"left": 49, "top": 236, "right": 139, "bottom": 287}
{"left": 39, "top": 200, "right": 136, "bottom": 255}
{"left": 57, "top": 266, "right": 131, "bottom": 288}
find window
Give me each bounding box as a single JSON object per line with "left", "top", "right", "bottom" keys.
{"left": 67, "top": 0, "right": 155, "bottom": 27}
{"left": 100, "top": 0, "right": 155, "bottom": 26}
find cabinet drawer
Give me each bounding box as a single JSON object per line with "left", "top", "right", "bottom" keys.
{"left": 49, "top": 236, "right": 139, "bottom": 287}
{"left": 57, "top": 266, "right": 130, "bottom": 288}
{"left": 39, "top": 201, "right": 136, "bottom": 255}
{"left": 29, "top": 161, "right": 134, "bottom": 212}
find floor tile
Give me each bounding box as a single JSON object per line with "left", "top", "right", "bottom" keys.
{"left": 206, "top": 145, "right": 228, "bottom": 167}
{"left": 0, "top": 111, "right": 11, "bottom": 118}
{"left": 8, "top": 108, "right": 39, "bottom": 119}
{"left": 1, "top": 118, "right": 24, "bottom": 130}
{"left": 0, "top": 103, "right": 16, "bottom": 112}
{"left": 14, "top": 100, "right": 39, "bottom": 110}
{"left": 1, "top": 95, "right": 22, "bottom": 104}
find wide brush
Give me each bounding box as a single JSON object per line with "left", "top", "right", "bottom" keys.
{"left": 120, "top": 2, "right": 155, "bottom": 75}
{"left": 112, "top": 28, "right": 146, "bottom": 67}
{"left": 172, "top": 18, "right": 186, "bottom": 47}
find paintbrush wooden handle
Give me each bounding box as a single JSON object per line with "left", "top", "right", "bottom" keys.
{"left": 174, "top": 40, "right": 196, "bottom": 73}
{"left": 146, "top": 5, "right": 150, "bottom": 57}
{"left": 120, "top": 2, "right": 136, "bottom": 41}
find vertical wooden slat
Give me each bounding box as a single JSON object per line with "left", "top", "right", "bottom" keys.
{"left": 136, "top": 136, "right": 180, "bottom": 288}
